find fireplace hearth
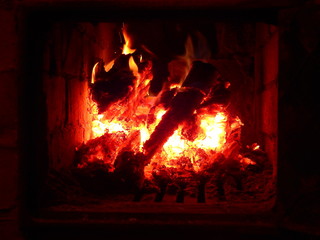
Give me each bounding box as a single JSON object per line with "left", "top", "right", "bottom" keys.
{"left": 15, "top": 1, "right": 320, "bottom": 239}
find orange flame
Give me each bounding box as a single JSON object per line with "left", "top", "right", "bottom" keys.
{"left": 122, "top": 25, "right": 135, "bottom": 55}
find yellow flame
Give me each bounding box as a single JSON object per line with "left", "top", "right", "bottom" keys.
{"left": 169, "top": 83, "right": 182, "bottom": 90}
{"left": 92, "top": 119, "right": 107, "bottom": 138}
{"left": 91, "top": 110, "right": 128, "bottom": 138}
{"left": 156, "top": 109, "right": 166, "bottom": 121}
{"left": 122, "top": 26, "right": 135, "bottom": 55}
{"left": 160, "top": 112, "right": 227, "bottom": 162}
{"left": 253, "top": 144, "right": 260, "bottom": 151}
{"left": 194, "top": 112, "right": 227, "bottom": 150}
{"left": 129, "top": 56, "right": 138, "bottom": 76}
{"left": 163, "top": 130, "right": 186, "bottom": 158}
{"left": 91, "top": 62, "right": 99, "bottom": 84}
{"left": 139, "top": 126, "right": 150, "bottom": 151}
{"left": 106, "top": 122, "right": 128, "bottom": 133}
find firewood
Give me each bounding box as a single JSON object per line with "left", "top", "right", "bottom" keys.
{"left": 143, "top": 61, "right": 219, "bottom": 162}
{"left": 200, "top": 82, "right": 231, "bottom": 107}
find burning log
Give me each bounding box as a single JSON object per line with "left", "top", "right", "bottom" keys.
{"left": 91, "top": 55, "right": 136, "bottom": 113}
{"left": 143, "top": 61, "right": 220, "bottom": 161}
{"left": 201, "top": 82, "right": 231, "bottom": 108}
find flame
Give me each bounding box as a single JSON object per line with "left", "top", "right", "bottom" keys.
{"left": 163, "top": 130, "right": 187, "bottom": 157}
{"left": 91, "top": 112, "right": 128, "bottom": 138}
{"left": 140, "top": 126, "right": 150, "bottom": 145}
{"left": 167, "top": 35, "right": 194, "bottom": 87}
{"left": 86, "top": 67, "right": 239, "bottom": 175}
{"left": 152, "top": 111, "right": 228, "bottom": 171}
{"left": 104, "top": 59, "right": 115, "bottom": 72}
{"left": 156, "top": 109, "right": 166, "bottom": 120}
{"left": 129, "top": 56, "right": 138, "bottom": 76}
{"left": 92, "top": 119, "right": 107, "bottom": 138}
{"left": 122, "top": 25, "right": 135, "bottom": 55}
{"left": 91, "top": 62, "right": 99, "bottom": 84}
{"left": 253, "top": 143, "right": 260, "bottom": 151}
{"left": 196, "top": 112, "right": 227, "bottom": 150}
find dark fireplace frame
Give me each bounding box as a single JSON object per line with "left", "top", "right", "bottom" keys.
{"left": 18, "top": 1, "right": 320, "bottom": 239}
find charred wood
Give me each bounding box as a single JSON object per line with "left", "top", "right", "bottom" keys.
{"left": 201, "top": 82, "right": 231, "bottom": 107}
{"left": 114, "top": 151, "right": 147, "bottom": 191}
{"left": 197, "top": 180, "right": 206, "bottom": 203}
{"left": 91, "top": 55, "right": 136, "bottom": 113}
{"left": 152, "top": 168, "right": 171, "bottom": 202}
{"left": 182, "top": 61, "right": 220, "bottom": 93}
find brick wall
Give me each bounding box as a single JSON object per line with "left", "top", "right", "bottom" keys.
{"left": 42, "top": 22, "right": 116, "bottom": 168}
{"left": 0, "top": 2, "right": 22, "bottom": 240}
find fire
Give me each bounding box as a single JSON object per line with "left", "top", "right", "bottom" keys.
{"left": 160, "top": 112, "right": 227, "bottom": 160}
{"left": 77, "top": 25, "right": 258, "bottom": 185}
{"left": 86, "top": 88, "right": 232, "bottom": 173}
{"left": 129, "top": 56, "right": 138, "bottom": 75}
{"left": 163, "top": 130, "right": 186, "bottom": 157}
{"left": 91, "top": 62, "right": 99, "bottom": 84}
{"left": 122, "top": 24, "right": 135, "bottom": 55}
{"left": 195, "top": 112, "right": 227, "bottom": 150}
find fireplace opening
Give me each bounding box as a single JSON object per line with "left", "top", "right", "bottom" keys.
{"left": 21, "top": 6, "right": 278, "bottom": 230}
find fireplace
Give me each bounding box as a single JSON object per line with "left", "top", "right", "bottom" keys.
{"left": 18, "top": 1, "right": 320, "bottom": 239}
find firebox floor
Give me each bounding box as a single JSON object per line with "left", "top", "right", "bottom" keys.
{"left": 32, "top": 196, "right": 277, "bottom": 240}
{"left": 40, "top": 193, "right": 276, "bottom": 223}
{"left": 40, "top": 164, "right": 276, "bottom": 226}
